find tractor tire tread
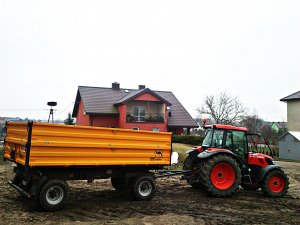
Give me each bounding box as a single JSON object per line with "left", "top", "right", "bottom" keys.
{"left": 198, "top": 155, "right": 241, "bottom": 197}
{"left": 261, "top": 169, "right": 289, "bottom": 198}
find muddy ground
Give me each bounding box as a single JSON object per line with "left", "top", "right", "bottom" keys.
{"left": 0, "top": 161, "right": 299, "bottom": 225}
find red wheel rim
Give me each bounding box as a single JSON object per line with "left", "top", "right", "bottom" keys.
{"left": 268, "top": 175, "right": 285, "bottom": 193}
{"left": 210, "top": 162, "right": 235, "bottom": 190}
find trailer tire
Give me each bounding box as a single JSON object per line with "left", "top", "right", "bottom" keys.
{"left": 261, "top": 169, "right": 289, "bottom": 197}
{"left": 39, "top": 179, "right": 69, "bottom": 211}
{"left": 111, "top": 176, "right": 129, "bottom": 191}
{"left": 131, "top": 173, "right": 156, "bottom": 201}
{"left": 200, "top": 155, "right": 241, "bottom": 197}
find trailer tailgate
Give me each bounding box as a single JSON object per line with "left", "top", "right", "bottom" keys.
{"left": 3, "top": 122, "right": 29, "bottom": 165}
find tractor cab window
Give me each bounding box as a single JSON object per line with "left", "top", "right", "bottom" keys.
{"left": 203, "top": 129, "right": 224, "bottom": 148}
{"left": 202, "top": 129, "right": 213, "bottom": 147}
{"left": 225, "top": 130, "right": 247, "bottom": 161}
{"left": 212, "top": 130, "right": 224, "bottom": 148}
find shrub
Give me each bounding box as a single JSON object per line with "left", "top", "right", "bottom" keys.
{"left": 172, "top": 135, "right": 204, "bottom": 146}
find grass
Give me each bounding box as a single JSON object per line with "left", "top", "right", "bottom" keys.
{"left": 172, "top": 143, "right": 194, "bottom": 169}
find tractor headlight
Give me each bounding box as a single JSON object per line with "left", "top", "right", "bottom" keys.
{"left": 272, "top": 160, "right": 276, "bottom": 165}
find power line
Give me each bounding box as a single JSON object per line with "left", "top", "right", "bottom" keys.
{"left": 56, "top": 102, "right": 75, "bottom": 115}
{"left": 0, "top": 102, "right": 74, "bottom": 114}
{"left": 0, "top": 109, "right": 49, "bottom": 111}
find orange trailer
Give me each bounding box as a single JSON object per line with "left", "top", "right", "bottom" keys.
{"left": 3, "top": 121, "right": 172, "bottom": 211}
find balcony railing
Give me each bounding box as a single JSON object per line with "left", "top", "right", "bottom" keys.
{"left": 126, "top": 113, "right": 164, "bottom": 123}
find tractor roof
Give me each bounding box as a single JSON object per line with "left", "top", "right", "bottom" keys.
{"left": 205, "top": 124, "right": 248, "bottom": 132}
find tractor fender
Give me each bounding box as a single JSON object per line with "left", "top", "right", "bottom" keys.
{"left": 185, "top": 149, "right": 195, "bottom": 155}
{"left": 261, "top": 165, "right": 282, "bottom": 181}
{"left": 197, "top": 150, "right": 242, "bottom": 165}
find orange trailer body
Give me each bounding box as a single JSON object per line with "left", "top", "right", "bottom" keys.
{"left": 3, "top": 122, "right": 172, "bottom": 167}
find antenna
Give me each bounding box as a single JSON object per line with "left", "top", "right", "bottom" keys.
{"left": 47, "top": 101, "right": 57, "bottom": 123}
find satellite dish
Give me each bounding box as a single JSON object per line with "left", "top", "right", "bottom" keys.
{"left": 47, "top": 101, "right": 57, "bottom": 107}
{"left": 47, "top": 101, "right": 57, "bottom": 123}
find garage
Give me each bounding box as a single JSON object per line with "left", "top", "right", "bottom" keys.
{"left": 279, "top": 131, "right": 300, "bottom": 160}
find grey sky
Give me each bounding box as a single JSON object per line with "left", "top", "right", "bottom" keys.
{"left": 0, "top": 0, "right": 299, "bottom": 121}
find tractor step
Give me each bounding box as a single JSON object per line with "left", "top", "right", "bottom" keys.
{"left": 243, "top": 174, "right": 252, "bottom": 184}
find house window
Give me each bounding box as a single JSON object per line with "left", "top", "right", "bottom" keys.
{"left": 132, "top": 127, "right": 140, "bottom": 130}
{"left": 153, "top": 128, "right": 160, "bottom": 132}
{"left": 133, "top": 106, "right": 145, "bottom": 122}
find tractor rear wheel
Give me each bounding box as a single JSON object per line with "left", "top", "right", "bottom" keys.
{"left": 199, "top": 155, "right": 241, "bottom": 197}
{"left": 183, "top": 152, "right": 202, "bottom": 189}
{"left": 261, "top": 169, "right": 289, "bottom": 197}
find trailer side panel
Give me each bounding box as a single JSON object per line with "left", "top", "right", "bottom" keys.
{"left": 4, "top": 122, "right": 172, "bottom": 167}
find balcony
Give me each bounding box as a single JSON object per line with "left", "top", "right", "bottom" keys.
{"left": 126, "top": 113, "right": 164, "bottom": 123}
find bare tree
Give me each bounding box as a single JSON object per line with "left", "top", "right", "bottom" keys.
{"left": 197, "top": 92, "right": 247, "bottom": 125}
{"left": 240, "top": 112, "right": 263, "bottom": 133}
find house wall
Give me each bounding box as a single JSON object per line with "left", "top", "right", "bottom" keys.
{"left": 76, "top": 100, "right": 90, "bottom": 126}
{"left": 287, "top": 100, "right": 300, "bottom": 131}
{"left": 118, "top": 104, "right": 127, "bottom": 128}
{"left": 134, "top": 93, "right": 160, "bottom": 102}
{"left": 118, "top": 104, "right": 168, "bottom": 132}
{"left": 279, "top": 133, "right": 300, "bottom": 160}
{"left": 124, "top": 123, "right": 167, "bottom": 132}
{"left": 168, "top": 127, "right": 184, "bottom": 135}
{"left": 90, "top": 115, "right": 119, "bottom": 127}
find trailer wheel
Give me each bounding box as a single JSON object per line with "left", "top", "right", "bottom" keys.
{"left": 131, "top": 173, "right": 155, "bottom": 201}
{"left": 261, "top": 169, "right": 289, "bottom": 197}
{"left": 39, "top": 179, "right": 69, "bottom": 211}
{"left": 111, "top": 176, "right": 129, "bottom": 191}
{"left": 200, "top": 155, "right": 241, "bottom": 197}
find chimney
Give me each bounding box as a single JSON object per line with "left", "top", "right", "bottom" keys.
{"left": 139, "top": 85, "right": 146, "bottom": 90}
{"left": 112, "top": 82, "right": 120, "bottom": 90}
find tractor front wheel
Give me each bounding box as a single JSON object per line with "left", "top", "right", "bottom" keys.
{"left": 199, "top": 155, "right": 241, "bottom": 197}
{"left": 261, "top": 169, "right": 289, "bottom": 197}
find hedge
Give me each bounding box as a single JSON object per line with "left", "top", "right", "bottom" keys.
{"left": 172, "top": 135, "right": 204, "bottom": 146}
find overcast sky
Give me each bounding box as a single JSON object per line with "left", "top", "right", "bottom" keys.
{"left": 0, "top": 0, "right": 299, "bottom": 121}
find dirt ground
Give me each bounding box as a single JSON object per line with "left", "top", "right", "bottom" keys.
{"left": 0, "top": 161, "right": 299, "bottom": 225}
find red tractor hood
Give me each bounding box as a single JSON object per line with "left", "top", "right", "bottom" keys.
{"left": 248, "top": 152, "right": 274, "bottom": 168}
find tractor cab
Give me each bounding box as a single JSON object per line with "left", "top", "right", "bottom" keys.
{"left": 201, "top": 124, "right": 275, "bottom": 166}
{"left": 201, "top": 124, "right": 249, "bottom": 162}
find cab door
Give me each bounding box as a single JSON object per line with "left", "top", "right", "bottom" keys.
{"left": 225, "top": 130, "right": 248, "bottom": 162}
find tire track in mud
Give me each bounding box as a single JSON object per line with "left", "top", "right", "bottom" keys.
{"left": 1, "top": 161, "right": 300, "bottom": 225}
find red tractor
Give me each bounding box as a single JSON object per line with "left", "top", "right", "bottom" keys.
{"left": 183, "top": 124, "right": 289, "bottom": 197}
